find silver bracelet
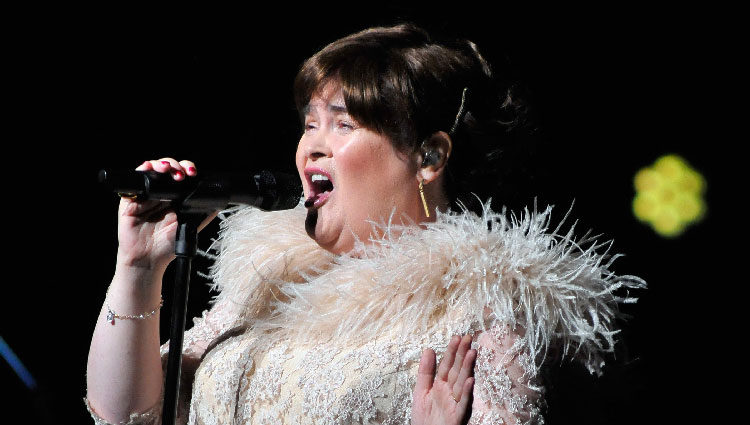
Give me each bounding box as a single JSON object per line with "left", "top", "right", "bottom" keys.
{"left": 106, "top": 297, "right": 164, "bottom": 325}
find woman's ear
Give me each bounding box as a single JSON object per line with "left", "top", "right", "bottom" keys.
{"left": 417, "top": 131, "right": 453, "bottom": 183}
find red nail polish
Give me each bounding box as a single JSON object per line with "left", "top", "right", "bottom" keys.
{"left": 161, "top": 161, "right": 170, "bottom": 165}
{"left": 188, "top": 166, "right": 196, "bottom": 174}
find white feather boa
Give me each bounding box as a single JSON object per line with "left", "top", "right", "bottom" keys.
{"left": 205, "top": 202, "right": 645, "bottom": 376}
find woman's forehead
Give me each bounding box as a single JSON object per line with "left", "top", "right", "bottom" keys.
{"left": 304, "top": 84, "right": 347, "bottom": 115}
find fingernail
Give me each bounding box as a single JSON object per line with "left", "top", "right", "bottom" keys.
{"left": 188, "top": 166, "right": 196, "bottom": 175}
{"left": 174, "top": 171, "right": 184, "bottom": 179}
{"left": 161, "top": 161, "right": 170, "bottom": 166}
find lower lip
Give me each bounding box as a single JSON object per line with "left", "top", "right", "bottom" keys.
{"left": 312, "top": 190, "right": 333, "bottom": 209}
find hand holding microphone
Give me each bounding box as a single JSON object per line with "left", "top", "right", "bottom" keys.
{"left": 103, "top": 158, "right": 302, "bottom": 272}
{"left": 100, "top": 159, "right": 302, "bottom": 213}
{"left": 110, "top": 159, "right": 204, "bottom": 272}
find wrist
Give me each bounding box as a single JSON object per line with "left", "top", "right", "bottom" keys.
{"left": 115, "top": 250, "right": 171, "bottom": 277}
{"left": 108, "top": 265, "right": 165, "bottom": 311}
{"left": 112, "top": 261, "right": 167, "bottom": 292}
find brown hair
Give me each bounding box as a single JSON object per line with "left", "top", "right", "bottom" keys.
{"left": 294, "top": 23, "right": 530, "bottom": 212}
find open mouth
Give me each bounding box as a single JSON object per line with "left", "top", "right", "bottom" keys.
{"left": 304, "top": 168, "right": 334, "bottom": 208}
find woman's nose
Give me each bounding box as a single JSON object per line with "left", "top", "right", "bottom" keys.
{"left": 302, "top": 130, "right": 332, "bottom": 160}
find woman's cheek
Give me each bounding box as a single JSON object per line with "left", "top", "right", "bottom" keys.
{"left": 338, "top": 136, "right": 387, "bottom": 182}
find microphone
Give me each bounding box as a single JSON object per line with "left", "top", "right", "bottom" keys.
{"left": 98, "top": 169, "right": 302, "bottom": 212}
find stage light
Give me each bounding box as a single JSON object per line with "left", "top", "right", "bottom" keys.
{"left": 0, "top": 336, "right": 37, "bottom": 390}
{"left": 632, "top": 154, "right": 706, "bottom": 238}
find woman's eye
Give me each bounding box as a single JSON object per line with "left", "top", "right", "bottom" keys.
{"left": 337, "top": 121, "right": 355, "bottom": 130}
{"left": 304, "top": 122, "right": 318, "bottom": 132}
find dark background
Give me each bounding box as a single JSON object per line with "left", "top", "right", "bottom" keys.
{"left": 3, "top": 3, "right": 734, "bottom": 424}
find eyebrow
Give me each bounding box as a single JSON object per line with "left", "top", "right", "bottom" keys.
{"left": 301, "top": 103, "right": 349, "bottom": 116}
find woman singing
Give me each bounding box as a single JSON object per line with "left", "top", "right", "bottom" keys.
{"left": 85, "top": 23, "right": 644, "bottom": 424}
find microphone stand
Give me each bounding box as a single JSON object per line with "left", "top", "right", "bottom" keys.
{"left": 161, "top": 210, "right": 207, "bottom": 425}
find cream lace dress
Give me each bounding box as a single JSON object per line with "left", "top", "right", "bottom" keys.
{"left": 86, "top": 204, "right": 644, "bottom": 425}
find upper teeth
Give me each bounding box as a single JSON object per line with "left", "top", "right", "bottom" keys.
{"left": 311, "top": 174, "right": 329, "bottom": 182}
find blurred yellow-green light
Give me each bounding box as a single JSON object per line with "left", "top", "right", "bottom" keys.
{"left": 632, "top": 154, "right": 706, "bottom": 237}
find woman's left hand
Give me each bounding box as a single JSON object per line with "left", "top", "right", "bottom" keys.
{"left": 411, "top": 335, "right": 476, "bottom": 425}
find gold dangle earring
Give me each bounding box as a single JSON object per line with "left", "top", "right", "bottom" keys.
{"left": 419, "top": 179, "right": 430, "bottom": 217}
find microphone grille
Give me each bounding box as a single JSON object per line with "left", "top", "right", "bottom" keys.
{"left": 257, "top": 170, "right": 302, "bottom": 210}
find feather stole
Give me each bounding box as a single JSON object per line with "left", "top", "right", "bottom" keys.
{"left": 206, "top": 203, "right": 645, "bottom": 376}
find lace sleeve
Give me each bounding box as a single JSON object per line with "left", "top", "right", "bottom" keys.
{"left": 85, "top": 298, "right": 236, "bottom": 425}
{"left": 469, "top": 325, "right": 545, "bottom": 425}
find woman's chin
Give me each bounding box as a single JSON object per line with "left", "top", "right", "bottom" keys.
{"left": 317, "top": 236, "right": 352, "bottom": 255}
